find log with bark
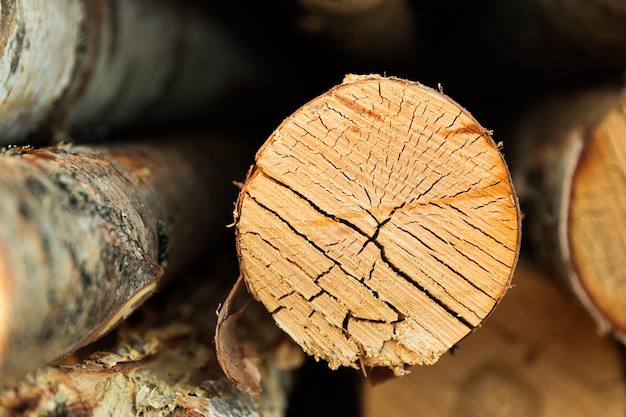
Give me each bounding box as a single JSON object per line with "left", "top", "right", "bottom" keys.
{"left": 0, "top": 262, "right": 302, "bottom": 417}
{"left": 0, "top": 137, "right": 250, "bottom": 388}
{"left": 0, "top": 0, "right": 264, "bottom": 144}
{"left": 232, "top": 74, "right": 521, "bottom": 377}
{"left": 513, "top": 87, "right": 626, "bottom": 343}
{"left": 363, "top": 261, "right": 626, "bottom": 417}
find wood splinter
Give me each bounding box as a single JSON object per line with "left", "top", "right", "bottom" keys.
{"left": 234, "top": 74, "right": 521, "bottom": 376}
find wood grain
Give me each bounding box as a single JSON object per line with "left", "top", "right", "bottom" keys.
{"left": 235, "top": 74, "right": 521, "bottom": 375}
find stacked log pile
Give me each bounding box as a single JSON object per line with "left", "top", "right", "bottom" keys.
{"left": 0, "top": 1, "right": 624, "bottom": 416}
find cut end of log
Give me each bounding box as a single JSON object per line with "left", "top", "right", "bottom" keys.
{"left": 568, "top": 100, "right": 626, "bottom": 340}
{"left": 235, "top": 74, "right": 521, "bottom": 374}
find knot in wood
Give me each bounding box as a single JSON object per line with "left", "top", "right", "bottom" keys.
{"left": 235, "top": 74, "right": 520, "bottom": 374}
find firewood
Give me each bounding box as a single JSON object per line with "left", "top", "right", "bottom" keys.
{"left": 514, "top": 88, "right": 626, "bottom": 343}
{"left": 0, "top": 0, "right": 262, "bottom": 144}
{"left": 0, "top": 138, "right": 248, "bottom": 388}
{"left": 363, "top": 261, "right": 626, "bottom": 417}
{"left": 234, "top": 74, "right": 521, "bottom": 376}
{"left": 0, "top": 265, "right": 302, "bottom": 417}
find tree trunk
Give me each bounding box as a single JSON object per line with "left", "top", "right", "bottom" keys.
{"left": 514, "top": 88, "right": 626, "bottom": 343}
{"left": 0, "top": 137, "right": 250, "bottom": 387}
{"left": 0, "top": 0, "right": 263, "bottom": 144}
{"left": 0, "top": 264, "right": 300, "bottom": 417}
{"left": 363, "top": 261, "right": 626, "bottom": 417}
{"left": 234, "top": 74, "right": 521, "bottom": 376}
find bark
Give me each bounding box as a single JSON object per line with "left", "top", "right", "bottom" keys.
{"left": 234, "top": 74, "right": 521, "bottom": 376}
{"left": 363, "top": 261, "right": 626, "bottom": 417}
{"left": 0, "top": 0, "right": 262, "bottom": 144}
{"left": 0, "top": 266, "right": 301, "bottom": 417}
{"left": 0, "top": 137, "right": 249, "bottom": 387}
{"left": 513, "top": 87, "right": 626, "bottom": 343}
{"left": 216, "top": 274, "right": 265, "bottom": 396}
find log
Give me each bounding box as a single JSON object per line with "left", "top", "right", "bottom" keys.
{"left": 0, "top": 137, "right": 248, "bottom": 387}
{"left": 363, "top": 261, "right": 626, "bottom": 416}
{"left": 0, "top": 0, "right": 263, "bottom": 144}
{"left": 0, "top": 264, "right": 302, "bottom": 417}
{"left": 234, "top": 74, "right": 521, "bottom": 376}
{"left": 296, "top": 0, "right": 418, "bottom": 64}
{"left": 513, "top": 88, "right": 626, "bottom": 342}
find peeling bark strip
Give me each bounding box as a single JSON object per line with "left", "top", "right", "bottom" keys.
{"left": 0, "top": 0, "right": 256, "bottom": 144}
{"left": 515, "top": 90, "right": 626, "bottom": 343}
{"left": 235, "top": 74, "right": 521, "bottom": 375}
{"left": 0, "top": 138, "right": 241, "bottom": 387}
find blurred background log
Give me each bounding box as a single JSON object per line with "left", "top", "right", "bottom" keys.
{"left": 0, "top": 0, "right": 281, "bottom": 145}
{"left": 363, "top": 262, "right": 626, "bottom": 417}
{"left": 513, "top": 88, "right": 626, "bottom": 343}
{"left": 0, "top": 137, "right": 251, "bottom": 388}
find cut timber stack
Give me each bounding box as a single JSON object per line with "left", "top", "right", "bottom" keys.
{"left": 2, "top": 0, "right": 626, "bottom": 414}
{"left": 234, "top": 74, "right": 521, "bottom": 376}
{"left": 514, "top": 89, "right": 626, "bottom": 343}
{"left": 363, "top": 262, "right": 626, "bottom": 417}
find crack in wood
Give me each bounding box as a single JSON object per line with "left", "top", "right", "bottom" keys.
{"left": 248, "top": 171, "right": 474, "bottom": 330}
{"left": 236, "top": 74, "right": 520, "bottom": 373}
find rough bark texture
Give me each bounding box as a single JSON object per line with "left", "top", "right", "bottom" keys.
{"left": 513, "top": 88, "right": 626, "bottom": 342}
{"left": 0, "top": 266, "right": 300, "bottom": 417}
{"left": 0, "top": 0, "right": 259, "bottom": 144}
{"left": 235, "top": 74, "right": 521, "bottom": 376}
{"left": 363, "top": 261, "right": 626, "bottom": 417}
{"left": 0, "top": 138, "right": 247, "bottom": 387}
